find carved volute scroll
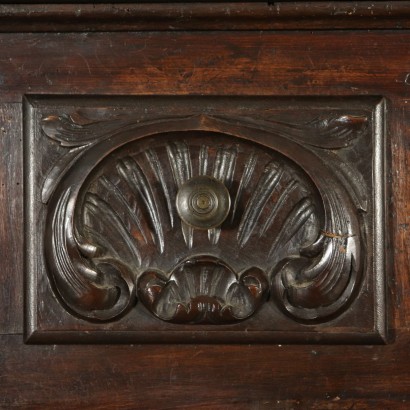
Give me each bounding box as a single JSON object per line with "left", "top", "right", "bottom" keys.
{"left": 25, "top": 97, "right": 387, "bottom": 343}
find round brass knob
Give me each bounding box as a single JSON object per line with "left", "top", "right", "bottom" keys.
{"left": 176, "top": 176, "right": 231, "bottom": 230}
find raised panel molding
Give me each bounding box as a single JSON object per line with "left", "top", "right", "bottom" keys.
{"left": 24, "top": 96, "right": 388, "bottom": 343}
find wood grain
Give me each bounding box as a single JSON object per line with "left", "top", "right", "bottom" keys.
{"left": 1, "top": 332, "right": 410, "bottom": 408}
{"left": 0, "top": 2, "right": 410, "bottom": 32}
{"left": 391, "top": 99, "right": 410, "bottom": 330}
{"left": 0, "top": 105, "right": 23, "bottom": 334}
{"left": 0, "top": 32, "right": 410, "bottom": 102}
{"left": 0, "top": 7, "right": 409, "bottom": 408}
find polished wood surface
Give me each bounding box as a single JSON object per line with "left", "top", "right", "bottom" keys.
{"left": 1, "top": 2, "right": 410, "bottom": 31}
{"left": 0, "top": 2, "right": 409, "bottom": 408}
{"left": 0, "top": 32, "right": 410, "bottom": 102}
{"left": 1, "top": 333, "right": 410, "bottom": 408}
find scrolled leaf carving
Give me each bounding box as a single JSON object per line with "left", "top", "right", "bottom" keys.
{"left": 46, "top": 187, "right": 136, "bottom": 321}
{"left": 41, "top": 112, "right": 189, "bottom": 203}
{"left": 42, "top": 111, "right": 365, "bottom": 325}
{"left": 41, "top": 113, "right": 124, "bottom": 203}
{"left": 213, "top": 113, "right": 368, "bottom": 149}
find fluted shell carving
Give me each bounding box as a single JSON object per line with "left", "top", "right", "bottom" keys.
{"left": 138, "top": 259, "right": 268, "bottom": 324}
{"left": 42, "top": 113, "right": 364, "bottom": 324}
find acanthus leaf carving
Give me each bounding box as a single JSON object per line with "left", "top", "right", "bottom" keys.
{"left": 41, "top": 109, "right": 366, "bottom": 327}
{"left": 41, "top": 111, "right": 368, "bottom": 204}
{"left": 46, "top": 187, "right": 136, "bottom": 321}
{"left": 40, "top": 113, "right": 194, "bottom": 204}
{"left": 212, "top": 113, "right": 368, "bottom": 149}
{"left": 41, "top": 113, "right": 126, "bottom": 204}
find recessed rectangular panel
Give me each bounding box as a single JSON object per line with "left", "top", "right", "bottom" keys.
{"left": 24, "top": 95, "right": 388, "bottom": 343}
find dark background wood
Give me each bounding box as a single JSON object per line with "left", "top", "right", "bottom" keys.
{"left": 1, "top": 2, "right": 410, "bottom": 31}
{"left": 0, "top": 3, "right": 409, "bottom": 409}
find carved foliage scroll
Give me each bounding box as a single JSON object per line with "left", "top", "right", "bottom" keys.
{"left": 25, "top": 97, "right": 387, "bottom": 343}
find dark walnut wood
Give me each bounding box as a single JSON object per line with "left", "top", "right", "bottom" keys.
{"left": 25, "top": 96, "right": 387, "bottom": 343}
{"left": 1, "top": 2, "right": 410, "bottom": 409}
{"left": 1, "top": 2, "right": 410, "bottom": 32}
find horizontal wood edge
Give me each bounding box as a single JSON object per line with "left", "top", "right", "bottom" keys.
{"left": 0, "top": 2, "right": 410, "bottom": 32}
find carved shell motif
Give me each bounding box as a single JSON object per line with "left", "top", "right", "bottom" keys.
{"left": 42, "top": 113, "right": 365, "bottom": 324}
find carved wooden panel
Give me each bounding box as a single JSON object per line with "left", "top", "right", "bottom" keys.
{"left": 24, "top": 96, "right": 388, "bottom": 343}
